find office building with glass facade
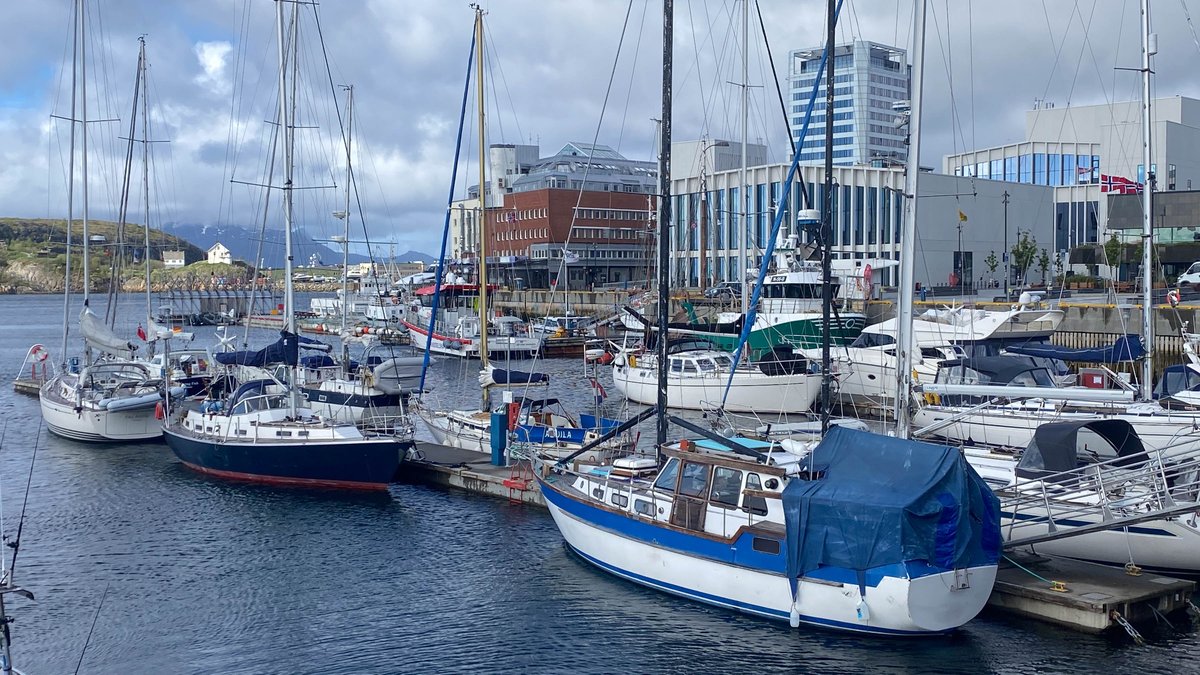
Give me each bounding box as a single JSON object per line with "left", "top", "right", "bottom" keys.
{"left": 670, "top": 162, "right": 1054, "bottom": 290}
{"left": 788, "top": 40, "right": 910, "bottom": 166}
{"left": 944, "top": 96, "right": 1200, "bottom": 256}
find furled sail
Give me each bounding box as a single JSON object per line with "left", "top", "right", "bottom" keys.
{"left": 79, "top": 307, "right": 136, "bottom": 357}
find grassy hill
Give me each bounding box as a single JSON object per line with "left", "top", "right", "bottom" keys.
{"left": 0, "top": 218, "right": 207, "bottom": 293}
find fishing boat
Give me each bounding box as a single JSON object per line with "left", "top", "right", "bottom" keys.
{"left": 39, "top": 28, "right": 177, "bottom": 442}
{"left": 403, "top": 284, "right": 540, "bottom": 359}
{"left": 161, "top": 0, "right": 408, "bottom": 489}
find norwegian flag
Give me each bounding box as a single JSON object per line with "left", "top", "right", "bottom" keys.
{"left": 588, "top": 376, "right": 607, "bottom": 405}
{"left": 1100, "top": 174, "right": 1143, "bottom": 194}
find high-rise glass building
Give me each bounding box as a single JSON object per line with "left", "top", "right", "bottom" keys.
{"left": 789, "top": 40, "right": 910, "bottom": 166}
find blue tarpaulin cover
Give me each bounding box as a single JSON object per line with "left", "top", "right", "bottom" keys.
{"left": 214, "top": 331, "right": 330, "bottom": 367}
{"left": 1006, "top": 334, "right": 1144, "bottom": 363}
{"left": 782, "top": 426, "right": 1000, "bottom": 579}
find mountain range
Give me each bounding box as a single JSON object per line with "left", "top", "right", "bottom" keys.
{"left": 163, "top": 222, "right": 435, "bottom": 269}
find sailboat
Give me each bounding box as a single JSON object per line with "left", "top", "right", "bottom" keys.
{"left": 534, "top": 0, "right": 1000, "bottom": 635}
{"left": 161, "top": 0, "right": 408, "bottom": 490}
{"left": 296, "top": 84, "right": 424, "bottom": 428}
{"left": 414, "top": 7, "right": 627, "bottom": 459}
{"left": 39, "top": 11, "right": 180, "bottom": 442}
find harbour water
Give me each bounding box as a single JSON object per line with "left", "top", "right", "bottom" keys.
{"left": 3, "top": 294, "right": 1199, "bottom": 673}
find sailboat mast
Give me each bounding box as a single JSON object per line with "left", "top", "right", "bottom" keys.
{"left": 139, "top": 38, "right": 152, "bottom": 327}
{"left": 656, "top": 0, "right": 674, "bottom": 447}
{"left": 341, "top": 84, "right": 354, "bottom": 342}
{"left": 80, "top": 0, "right": 91, "bottom": 328}
{"left": 738, "top": 0, "right": 749, "bottom": 314}
{"left": 820, "top": 0, "right": 835, "bottom": 433}
{"left": 894, "top": 0, "right": 927, "bottom": 437}
{"left": 1140, "top": 0, "right": 1155, "bottom": 400}
{"left": 275, "top": 0, "right": 298, "bottom": 414}
{"left": 61, "top": 0, "right": 80, "bottom": 364}
{"left": 474, "top": 5, "right": 491, "bottom": 410}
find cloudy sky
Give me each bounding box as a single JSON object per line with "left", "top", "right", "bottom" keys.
{"left": 1, "top": 0, "right": 1198, "bottom": 256}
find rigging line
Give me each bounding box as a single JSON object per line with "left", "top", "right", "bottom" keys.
{"left": 754, "top": 0, "right": 794, "bottom": 158}
{"left": 8, "top": 425, "right": 39, "bottom": 579}
{"left": 311, "top": 8, "right": 379, "bottom": 270}
{"left": 482, "top": 23, "right": 525, "bottom": 146}
{"left": 613, "top": 0, "right": 650, "bottom": 153}
{"left": 418, "top": 26, "right": 475, "bottom": 397}
{"left": 967, "top": 0, "right": 976, "bottom": 153}
{"left": 685, "top": 0, "right": 711, "bottom": 139}
{"left": 548, "top": 0, "right": 637, "bottom": 317}
{"left": 482, "top": 27, "right": 508, "bottom": 144}
{"left": 1180, "top": 0, "right": 1200, "bottom": 57}
{"left": 72, "top": 583, "right": 110, "bottom": 675}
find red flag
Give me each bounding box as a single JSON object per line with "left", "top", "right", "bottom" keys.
{"left": 136, "top": 324, "right": 147, "bottom": 341}
{"left": 1099, "top": 174, "right": 1140, "bottom": 193}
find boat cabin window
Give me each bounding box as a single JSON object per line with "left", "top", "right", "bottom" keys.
{"left": 1010, "top": 369, "right": 1055, "bottom": 387}
{"left": 763, "top": 283, "right": 824, "bottom": 299}
{"left": 697, "top": 359, "right": 718, "bottom": 373}
{"left": 709, "top": 467, "right": 742, "bottom": 508}
{"left": 851, "top": 332, "right": 895, "bottom": 349}
{"left": 712, "top": 354, "right": 733, "bottom": 369}
{"left": 1075, "top": 429, "right": 1121, "bottom": 463}
{"left": 653, "top": 458, "right": 680, "bottom": 492}
{"left": 743, "top": 473, "right": 768, "bottom": 515}
{"left": 633, "top": 499, "right": 657, "bottom": 517}
{"left": 670, "top": 359, "right": 683, "bottom": 373}
{"left": 940, "top": 365, "right": 985, "bottom": 385}
{"left": 919, "top": 347, "right": 945, "bottom": 360}
{"left": 682, "top": 361, "right": 699, "bottom": 375}
{"left": 678, "top": 462, "right": 710, "bottom": 497}
{"left": 752, "top": 537, "right": 781, "bottom": 555}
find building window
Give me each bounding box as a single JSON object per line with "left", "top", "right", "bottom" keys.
{"left": 853, "top": 186, "right": 864, "bottom": 245}
{"left": 1062, "top": 154, "right": 1075, "bottom": 185}
{"left": 1019, "top": 154, "right": 1032, "bottom": 183}
{"left": 1048, "top": 153, "right": 1061, "bottom": 186}
{"left": 990, "top": 158, "right": 1003, "bottom": 182}
{"left": 840, "top": 185, "right": 852, "bottom": 246}
{"left": 867, "top": 187, "right": 878, "bottom": 245}
{"left": 881, "top": 189, "right": 892, "bottom": 245}
{"left": 1004, "top": 156, "right": 1018, "bottom": 182}
{"left": 1033, "top": 153, "right": 1047, "bottom": 185}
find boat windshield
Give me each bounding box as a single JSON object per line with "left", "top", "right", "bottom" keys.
{"left": 851, "top": 332, "right": 895, "bottom": 349}
{"left": 653, "top": 458, "right": 680, "bottom": 491}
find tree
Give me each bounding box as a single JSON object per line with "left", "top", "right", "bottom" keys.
{"left": 1104, "top": 233, "right": 1122, "bottom": 282}
{"left": 985, "top": 250, "right": 999, "bottom": 279}
{"left": 1037, "top": 248, "right": 1051, "bottom": 284}
{"left": 1010, "top": 230, "right": 1038, "bottom": 285}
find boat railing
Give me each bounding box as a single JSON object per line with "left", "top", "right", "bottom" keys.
{"left": 228, "top": 393, "right": 290, "bottom": 417}
{"left": 15, "top": 344, "right": 56, "bottom": 386}
{"left": 999, "top": 438, "right": 1200, "bottom": 549}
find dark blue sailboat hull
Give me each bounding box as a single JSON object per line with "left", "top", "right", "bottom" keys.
{"left": 163, "top": 428, "right": 408, "bottom": 490}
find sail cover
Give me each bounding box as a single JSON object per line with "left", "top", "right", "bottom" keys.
{"left": 79, "top": 307, "right": 136, "bottom": 357}
{"left": 782, "top": 426, "right": 1000, "bottom": 578}
{"left": 214, "top": 331, "right": 330, "bottom": 367}
{"left": 1006, "top": 334, "right": 1144, "bottom": 363}
{"left": 478, "top": 365, "right": 549, "bottom": 387}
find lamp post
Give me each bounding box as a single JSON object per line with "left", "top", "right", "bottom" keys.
{"left": 699, "top": 139, "right": 729, "bottom": 289}
{"left": 1002, "top": 190, "right": 1010, "bottom": 299}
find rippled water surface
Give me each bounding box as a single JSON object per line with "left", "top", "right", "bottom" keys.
{"left": 2, "top": 294, "right": 1198, "bottom": 673}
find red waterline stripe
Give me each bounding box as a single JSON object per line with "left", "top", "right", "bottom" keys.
{"left": 179, "top": 460, "right": 389, "bottom": 491}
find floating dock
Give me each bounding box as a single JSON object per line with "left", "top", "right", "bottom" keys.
{"left": 987, "top": 552, "right": 1195, "bottom": 632}
{"left": 11, "top": 378, "right": 41, "bottom": 397}
{"left": 404, "top": 442, "right": 544, "bottom": 507}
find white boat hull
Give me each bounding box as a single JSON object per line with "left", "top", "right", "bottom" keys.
{"left": 539, "top": 477, "right": 996, "bottom": 634}
{"left": 40, "top": 377, "right": 162, "bottom": 442}
{"left": 612, "top": 362, "right": 820, "bottom": 413}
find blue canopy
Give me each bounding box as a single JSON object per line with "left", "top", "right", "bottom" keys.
{"left": 490, "top": 368, "right": 549, "bottom": 385}
{"left": 1006, "top": 334, "right": 1143, "bottom": 363}
{"left": 214, "top": 331, "right": 330, "bottom": 367}
{"left": 782, "top": 426, "right": 1000, "bottom": 579}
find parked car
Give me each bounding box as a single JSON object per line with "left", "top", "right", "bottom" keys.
{"left": 703, "top": 281, "right": 742, "bottom": 299}
{"left": 1178, "top": 261, "right": 1200, "bottom": 287}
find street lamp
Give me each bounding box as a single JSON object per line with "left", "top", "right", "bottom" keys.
{"left": 699, "top": 139, "right": 730, "bottom": 288}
